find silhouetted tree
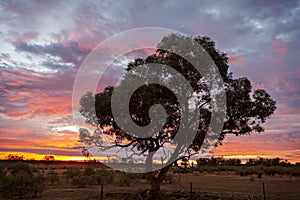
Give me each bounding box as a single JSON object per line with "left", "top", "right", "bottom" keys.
{"left": 196, "top": 157, "right": 241, "bottom": 166}
{"left": 79, "top": 34, "right": 276, "bottom": 199}
{"left": 7, "top": 154, "right": 24, "bottom": 161}
{"left": 246, "top": 157, "right": 283, "bottom": 166}
{"left": 43, "top": 155, "right": 55, "bottom": 161}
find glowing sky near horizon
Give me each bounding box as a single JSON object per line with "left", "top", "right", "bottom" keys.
{"left": 0, "top": 0, "right": 299, "bottom": 163}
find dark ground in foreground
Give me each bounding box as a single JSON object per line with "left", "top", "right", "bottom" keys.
{"left": 0, "top": 161, "right": 299, "bottom": 200}
{"left": 30, "top": 173, "right": 300, "bottom": 200}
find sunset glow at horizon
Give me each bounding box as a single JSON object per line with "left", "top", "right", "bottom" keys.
{"left": 0, "top": 1, "right": 299, "bottom": 165}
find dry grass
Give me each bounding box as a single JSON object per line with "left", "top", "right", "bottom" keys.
{"left": 0, "top": 161, "right": 299, "bottom": 200}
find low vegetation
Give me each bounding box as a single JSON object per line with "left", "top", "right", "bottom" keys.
{"left": 0, "top": 159, "right": 299, "bottom": 199}
{"left": 0, "top": 163, "right": 47, "bottom": 198}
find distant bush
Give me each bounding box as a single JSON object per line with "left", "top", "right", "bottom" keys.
{"left": 70, "top": 175, "right": 91, "bottom": 188}
{"left": 173, "top": 168, "right": 192, "bottom": 174}
{"left": 93, "top": 169, "right": 114, "bottom": 185}
{"left": 117, "top": 172, "right": 141, "bottom": 186}
{"left": 0, "top": 165, "right": 5, "bottom": 178}
{"left": 265, "top": 166, "right": 281, "bottom": 176}
{"left": 29, "top": 174, "right": 47, "bottom": 198}
{"left": 47, "top": 169, "right": 60, "bottom": 185}
{"left": 69, "top": 168, "right": 115, "bottom": 187}
{"left": 163, "top": 174, "right": 174, "bottom": 184}
{"left": 63, "top": 168, "right": 81, "bottom": 179}
{"left": 83, "top": 166, "right": 96, "bottom": 177}
{"left": 10, "top": 163, "right": 33, "bottom": 176}
{"left": 291, "top": 167, "right": 300, "bottom": 176}
{"left": 118, "top": 174, "right": 131, "bottom": 186}
{"left": 32, "top": 167, "right": 41, "bottom": 173}
{"left": 257, "top": 170, "right": 263, "bottom": 178}
{"left": 0, "top": 163, "right": 47, "bottom": 198}
{"left": 188, "top": 164, "right": 300, "bottom": 178}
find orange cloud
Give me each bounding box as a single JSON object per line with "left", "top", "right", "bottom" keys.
{"left": 211, "top": 134, "right": 300, "bottom": 164}
{"left": 2, "top": 91, "right": 72, "bottom": 119}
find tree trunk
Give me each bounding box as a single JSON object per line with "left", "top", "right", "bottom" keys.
{"left": 146, "top": 152, "right": 155, "bottom": 172}
{"left": 147, "top": 144, "right": 183, "bottom": 199}
{"left": 150, "top": 180, "right": 161, "bottom": 200}
{"left": 148, "top": 164, "right": 173, "bottom": 200}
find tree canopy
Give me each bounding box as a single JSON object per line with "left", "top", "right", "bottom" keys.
{"left": 78, "top": 33, "right": 276, "bottom": 199}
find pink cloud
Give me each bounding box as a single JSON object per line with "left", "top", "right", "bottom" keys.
{"left": 270, "top": 37, "right": 291, "bottom": 63}
{"left": 1, "top": 67, "right": 73, "bottom": 119}
{"left": 17, "top": 31, "right": 39, "bottom": 43}
{"left": 227, "top": 53, "right": 245, "bottom": 67}
{"left": 2, "top": 91, "right": 72, "bottom": 119}
{"left": 51, "top": 25, "right": 101, "bottom": 51}
{"left": 260, "top": 37, "right": 292, "bottom": 64}
{"left": 213, "top": 133, "right": 300, "bottom": 163}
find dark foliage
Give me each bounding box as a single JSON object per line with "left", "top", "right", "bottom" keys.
{"left": 79, "top": 34, "right": 276, "bottom": 199}
{"left": 0, "top": 163, "right": 47, "bottom": 198}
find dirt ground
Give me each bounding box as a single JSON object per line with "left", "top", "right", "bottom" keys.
{"left": 1, "top": 161, "right": 299, "bottom": 200}
{"left": 33, "top": 172, "right": 300, "bottom": 200}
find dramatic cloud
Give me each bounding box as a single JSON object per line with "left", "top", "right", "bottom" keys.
{"left": 0, "top": 0, "right": 299, "bottom": 161}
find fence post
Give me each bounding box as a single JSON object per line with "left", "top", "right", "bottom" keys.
{"left": 262, "top": 182, "right": 266, "bottom": 200}
{"left": 101, "top": 183, "right": 104, "bottom": 200}
{"left": 190, "top": 182, "right": 193, "bottom": 200}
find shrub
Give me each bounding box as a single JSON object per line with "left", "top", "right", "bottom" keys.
{"left": 31, "top": 167, "right": 41, "bottom": 173}
{"left": 291, "top": 167, "right": 300, "bottom": 177}
{"left": 163, "top": 174, "right": 174, "bottom": 184}
{"left": 93, "top": 169, "right": 114, "bottom": 185}
{"left": 118, "top": 175, "right": 130, "bottom": 186}
{"left": 265, "top": 166, "right": 277, "bottom": 176}
{"left": 117, "top": 172, "right": 141, "bottom": 186}
{"left": 157, "top": 189, "right": 169, "bottom": 200}
{"left": 257, "top": 171, "right": 263, "bottom": 179}
{"left": 47, "top": 169, "right": 60, "bottom": 185}
{"left": 239, "top": 171, "right": 245, "bottom": 177}
{"left": 29, "top": 173, "right": 47, "bottom": 198}
{"left": 0, "top": 172, "right": 33, "bottom": 197}
{"left": 0, "top": 165, "right": 5, "bottom": 179}
{"left": 70, "top": 175, "right": 91, "bottom": 188}
{"left": 64, "top": 168, "right": 81, "bottom": 179}
{"left": 83, "top": 166, "right": 96, "bottom": 176}
{"left": 10, "top": 163, "right": 33, "bottom": 176}
{"left": 0, "top": 163, "right": 47, "bottom": 198}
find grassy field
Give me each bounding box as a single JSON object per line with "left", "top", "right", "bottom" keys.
{"left": 0, "top": 160, "right": 299, "bottom": 199}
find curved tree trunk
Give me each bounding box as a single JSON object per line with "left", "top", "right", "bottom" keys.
{"left": 149, "top": 164, "right": 173, "bottom": 200}
{"left": 147, "top": 144, "right": 183, "bottom": 199}
{"left": 150, "top": 180, "right": 161, "bottom": 200}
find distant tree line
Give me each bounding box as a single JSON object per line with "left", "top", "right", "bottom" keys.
{"left": 245, "top": 157, "right": 292, "bottom": 166}
{"left": 7, "top": 154, "right": 24, "bottom": 161}
{"left": 196, "top": 157, "right": 241, "bottom": 166}
{"left": 195, "top": 157, "right": 293, "bottom": 166}
{"left": 4, "top": 154, "right": 56, "bottom": 161}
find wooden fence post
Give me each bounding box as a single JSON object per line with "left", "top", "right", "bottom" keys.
{"left": 100, "top": 183, "right": 104, "bottom": 200}
{"left": 262, "top": 182, "right": 266, "bottom": 200}
{"left": 190, "top": 182, "right": 193, "bottom": 200}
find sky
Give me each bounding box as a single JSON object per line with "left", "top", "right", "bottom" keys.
{"left": 0, "top": 0, "right": 299, "bottom": 163}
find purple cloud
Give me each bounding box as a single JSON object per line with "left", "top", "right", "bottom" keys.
{"left": 0, "top": 0, "right": 299, "bottom": 161}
